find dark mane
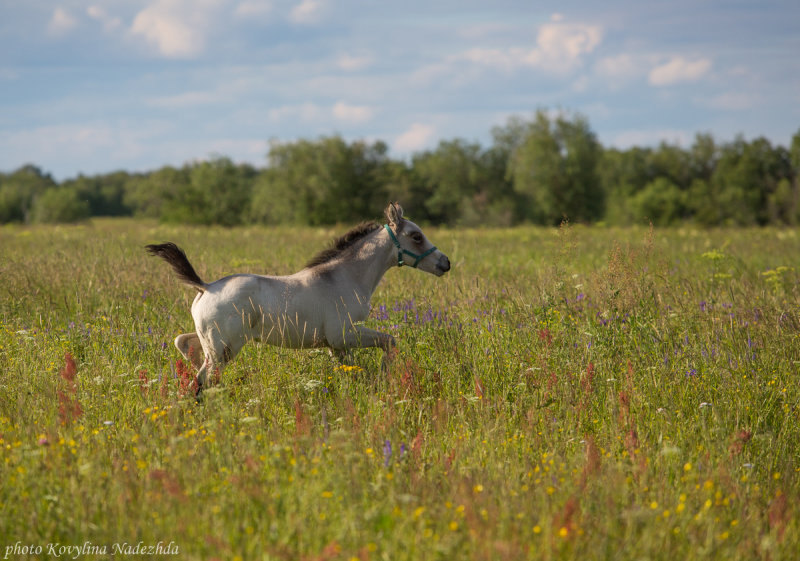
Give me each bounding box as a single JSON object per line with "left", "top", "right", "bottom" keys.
{"left": 305, "top": 221, "right": 381, "bottom": 268}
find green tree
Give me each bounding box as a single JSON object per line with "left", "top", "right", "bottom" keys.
{"left": 598, "top": 147, "right": 654, "bottom": 225}
{"left": 697, "top": 136, "right": 790, "bottom": 225}
{"left": 123, "top": 166, "right": 189, "bottom": 219}
{"left": 0, "top": 165, "right": 57, "bottom": 223}
{"left": 62, "top": 172, "right": 133, "bottom": 217}
{"left": 250, "top": 137, "right": 390, "bottom": 225}
{"left": 508, "top": 110, "right": 603, "bottom": 224}
{"left": 629, "top": 177, "right": 687, "bottom": 226}
{"left": 166, "top": 158, "right": 254, "bottom": 226}
{"left": 30, "top": 188, "right": 90, "bottom": 223}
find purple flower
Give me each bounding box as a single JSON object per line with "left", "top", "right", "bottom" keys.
{"left": 687, "top": 368, "right": 698, "bottom": 377}
{"left": 383, "top": 440, "right": 392, "bottom": 468}
{"left": 375, "top": 304, "right": 389, "bottom": 321}
{"left": 699, "top": 301, "right": 707, "bottom": 312}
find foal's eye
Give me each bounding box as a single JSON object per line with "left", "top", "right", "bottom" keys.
{"left": 411, "top": 233, "right": 423, "bottom": 244}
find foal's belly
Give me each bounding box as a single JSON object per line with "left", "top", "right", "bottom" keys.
{"left": 250, "top": 316, "right": 326, "bottom": 349}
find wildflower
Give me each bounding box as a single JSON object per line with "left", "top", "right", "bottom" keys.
{"left": 474, "top": 377, "right": 485, "bottom": 400}
{"left": 383, "top": 440, "right": 392, "bottom": 468}
{"left": 60, "top": 352, "right": 77, "bottom": 383}
{"left": 175, "top": 359, "right": 197, "bottom": 396}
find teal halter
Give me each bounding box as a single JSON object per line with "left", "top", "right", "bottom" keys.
{"left": 384, "top": 224, "right": 437, "bottom": 268}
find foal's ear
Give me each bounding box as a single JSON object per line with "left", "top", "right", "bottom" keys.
{"left": 385, "top": 202, "right": 405, "bottom": 228}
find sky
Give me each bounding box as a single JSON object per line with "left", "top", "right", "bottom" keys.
{"left": 1, "top": 0, "right": 799, "bottom": 180}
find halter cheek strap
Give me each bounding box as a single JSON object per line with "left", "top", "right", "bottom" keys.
{"left": 384, "top": 224, "right": 437, "bottom": 268}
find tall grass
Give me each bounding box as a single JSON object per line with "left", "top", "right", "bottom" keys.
{"left": 1, "top": 219, "right": 798, "bottom": 560}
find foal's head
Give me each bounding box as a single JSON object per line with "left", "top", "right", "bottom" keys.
{"left": 384, "top": 202, "right": 451, "bottom": 276}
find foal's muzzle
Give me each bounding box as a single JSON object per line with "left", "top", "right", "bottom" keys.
{"left": 435, "top": 255, "right": 451, "bottom": 276}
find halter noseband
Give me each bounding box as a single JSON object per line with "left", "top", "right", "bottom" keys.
{"left": 384, "top": 224, "right": 437, "bottom": 268}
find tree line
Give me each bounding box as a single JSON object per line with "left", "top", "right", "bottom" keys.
{"left": 2, "top": 110, "right": 799, "bottom": 227}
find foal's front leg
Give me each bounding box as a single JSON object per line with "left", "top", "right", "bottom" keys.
{"left": 339, "top": 325, "right": 397, "bottom": 372}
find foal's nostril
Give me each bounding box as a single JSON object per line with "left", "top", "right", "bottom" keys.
{"left": 441, "top": 256, "right": 451, "bottom": 272}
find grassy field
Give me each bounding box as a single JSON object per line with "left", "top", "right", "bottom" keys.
{"left": 1, "top": 219, "right": 798, "bottom": 560}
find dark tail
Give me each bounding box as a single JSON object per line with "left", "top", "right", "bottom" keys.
{"left": 145, "top": 242, "right": 206, "bottom": 293}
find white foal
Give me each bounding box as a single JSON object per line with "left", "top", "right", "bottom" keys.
{"left": 146, "top": 202, "right": 450, "bottom": 394}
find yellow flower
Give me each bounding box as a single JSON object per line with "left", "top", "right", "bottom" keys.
{"left": 321, "top": 491, "right": 333, "bottom": 499}
{"left": 533, "top": 525, "right": 542, "bottom": 534}
{"left": 449, "top": 521, "right": 459, "bottom": 531}
{"left": 559, "top": 527, "right": 569, "bottom": 538}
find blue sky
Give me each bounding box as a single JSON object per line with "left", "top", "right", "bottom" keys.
{"left": 1, "top": 0, "right": 799, "bottom": 180}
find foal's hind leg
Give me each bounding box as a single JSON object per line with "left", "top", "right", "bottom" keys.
{"left": 175, "top": 333, "right": 204, "bottom": 370}
{"left": 194, "top": 332, "right": 244, "bottom": 393}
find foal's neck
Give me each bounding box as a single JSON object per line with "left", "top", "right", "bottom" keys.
{"left": 335, "top": 228, "right": 396, "bottom": 296}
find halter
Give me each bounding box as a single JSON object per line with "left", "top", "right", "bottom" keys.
{"left": 383, "top": 224, "right": 437, "bottom": 268}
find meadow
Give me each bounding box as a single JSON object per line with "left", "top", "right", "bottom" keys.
{"left": 0, "top": 219, "right": 798, "bottom": 560}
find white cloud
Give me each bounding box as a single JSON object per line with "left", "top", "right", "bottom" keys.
{"left": 268, "top": 102, "right": 324, "bottom": 123}
{"left": 532, "top": 17, "right": 602, "bottom": 71}
{"left": 147, "top": 90, "right": 222, "bottom": 108}
{"left": 234, "top": 1, "right": 273, "bottom": 19}
{"left": 649, "top": 56, "right": 712, "bottom": 86}
{"left": 48, "top": 7, "right": 78, "bottom": 36}
{"left": 130, "top": 0, "right": 222, "bottom": 58}
{"left": 0, "top": 121, "right": 164, "bottom": 168}
{"left": 336, "top": 54, "right": 373, "bottom": 72}
{"left": 394, "top": 123, "right": 436, "bottom": 152}
{"left": 289, "top": 0, "right": 325, "bottom": 24}
{"left": 611, "top": 128, "right": 693, "bottom": 148}
{"left": 332, "top": 101, "right": 374, "bottom": 124}
{"left": 706, "top": 92, "right": 757, "bottom": 111}
{"left": 87, "top": 6, "right": 123, "bottom": 32}
{"left": 458, "top": 14, "right": 602, "bottom": 74}
{"left": 595, "top": 54, "right": 641, "bottom": 80}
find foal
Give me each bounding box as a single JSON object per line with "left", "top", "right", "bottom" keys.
{"left": 146, "top": 202, "right": 450, "bottom": 393}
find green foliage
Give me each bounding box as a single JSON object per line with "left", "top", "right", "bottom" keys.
{"left": 1, "top": 221, "right": 800, "bottom": 559}
{"left": 250, "top": 137, "right": 390, "bottom": 225}
{"left": 2, "top": 116, "right": 799, "bottom": 227}
{"left": 0, "top": 164, "right": 56, "bottom": 223}
{"left": 30, "top": 187, "right": 90, "bottom": 223}
{"left": 630, "top": 177, "right": 687, "bottom": 226}
{"left": 507, "top": 110, "right": 604, "bottom": 224}
{"left": 61, "top": 172, "right": 133, "bottom": 217}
